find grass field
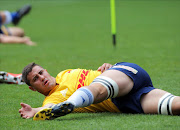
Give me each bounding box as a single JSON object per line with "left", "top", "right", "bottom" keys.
{"left": 0, "top": 0, "right": 180, "bottom": 129}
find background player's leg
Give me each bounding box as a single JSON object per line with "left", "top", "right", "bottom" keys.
{"left": 8, "top": 27, "right": 24, "bottom": 37}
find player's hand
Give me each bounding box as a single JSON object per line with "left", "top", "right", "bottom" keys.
{"left": 97, "top": 63, "right": 113, "bottom": 73}
{"left": 19, "top": 102, "right": 35, "bottom": 119}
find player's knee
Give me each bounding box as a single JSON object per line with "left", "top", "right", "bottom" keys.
{"left": 158, "top": 93, "right": 178, "bottom": 115}
{"left": 90, "top": 76, "right": 119, "bottom": 99}
{"left": 10, "top": 27, "right": 25, "bottom": 37}
{"left": 16, "top": 28, "right": 25, "bottom": 37}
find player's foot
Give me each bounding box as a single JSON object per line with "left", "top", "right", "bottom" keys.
{"left": 0, "top": 71, "right": 24, "bottom": 85}
{"left": 33, "top": 102, "right": 75, "bottom": 120}
{"left": 13, "top": 5, "right": 32, "bottom": 25}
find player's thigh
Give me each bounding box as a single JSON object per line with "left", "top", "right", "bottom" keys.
{"left": 100, "top": 69, "right": 134, "bottom": 96}
{"left": 8, "top": 27, "right": 24, "bottom": 37}
{"left": 140, "top": 89, "right": 169, "bottom": 114}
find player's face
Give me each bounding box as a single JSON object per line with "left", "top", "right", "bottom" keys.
{"left": 27, "top": 66, "right": 56, "bottom": 96}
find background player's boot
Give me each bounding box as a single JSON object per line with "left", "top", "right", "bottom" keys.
{"left": 0, "top": 71, "right": 24, "bottom": 85}
{"left": 33, "top": 102, "right": 75, "bottom": 120}
{"left": 12, "top": 5, "right": 32, "bottom": 25}
{"left": 0, "top": 71, "right": 7, "bottom": 83}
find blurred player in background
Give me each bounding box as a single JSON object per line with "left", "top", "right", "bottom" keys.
{"left": 19, "top": 62, "right": 180, "bottom": 120}
{"left": 0, "top": 5, "right": 36, "bottom": 46}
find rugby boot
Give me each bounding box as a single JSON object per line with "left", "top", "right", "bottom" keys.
{"left": 13, "top": 5, "right": 32, "bottom": 25}
{"left": 0, "top": 71, "right": 24, "bottom": 85}
{"left": 33, "top": 102, "right": 75, "bottom": 120}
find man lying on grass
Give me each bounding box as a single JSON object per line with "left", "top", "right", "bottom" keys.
{"left": 19, "top": 62, "right": 180, "bottom": 120}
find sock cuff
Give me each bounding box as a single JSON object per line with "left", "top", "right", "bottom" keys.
{"left": 78, "top": 87, "right": 94, "bottom": 106}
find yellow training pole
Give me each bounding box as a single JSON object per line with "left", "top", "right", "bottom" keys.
{"left": 110, "top": 0, "right": 116, "bottom": 46}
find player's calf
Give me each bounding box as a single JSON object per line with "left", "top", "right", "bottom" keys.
{"left": 158, "top": 93, "right": 180, "bottom": 115}
{"left": 171, "top": 96, "right": 180, "bottom": 115}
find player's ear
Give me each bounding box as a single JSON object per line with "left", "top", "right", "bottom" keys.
{"left": 45, "top": 69, "right": 47, "bottom": 72}
{"left": 29, "top": 86, "right": 37, "bottom": 91}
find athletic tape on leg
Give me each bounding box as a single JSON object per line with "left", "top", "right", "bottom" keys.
{"left": 158, "top": 93, "right": 175, "bottom": 115}
{"left": 91, "top": 76, "right": 119, "bottom": 99}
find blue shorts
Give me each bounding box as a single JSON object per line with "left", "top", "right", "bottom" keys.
{"left": 109, "top": 62, "right": 155, "bottom": 114}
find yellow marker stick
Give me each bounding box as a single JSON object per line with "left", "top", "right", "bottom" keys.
{"left": 110, "top": 0, "right": 116, "bottom": 46}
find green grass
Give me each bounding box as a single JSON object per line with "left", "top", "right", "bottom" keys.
{"left": 0, "top": 0, "right": 180, "bottom": 129}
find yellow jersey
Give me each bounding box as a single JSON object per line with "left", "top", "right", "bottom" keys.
{"left": 42, "top": 69, "right": 120, "bottom": 113}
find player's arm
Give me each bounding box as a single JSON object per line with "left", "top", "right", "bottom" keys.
{"left": 19, "top": 102, "right": 54, "bottom": 119}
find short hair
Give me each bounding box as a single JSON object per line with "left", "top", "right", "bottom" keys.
{"left": 22, "top": 62, "right": 41, "bottom": 86}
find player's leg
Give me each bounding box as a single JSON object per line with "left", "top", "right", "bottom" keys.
{"left": 0, "top": 5, "right": 31, "bottom": 25}
{"left": 0, "top": 11, "right": 12, "bottom": 24}
{"left": 8, "top": 27, "right": 25, "bottom": 37}
{"left": 0, "top": 11, "right": 19, "bottom": 25}
{"left": 12, "top": 5, "right": 31, "bottom": 25}
{"left": 141, "top": 89, "right": 180, "bottom": 115}
{"left": 89, "top": 69, "right": 134, "bottom": 103}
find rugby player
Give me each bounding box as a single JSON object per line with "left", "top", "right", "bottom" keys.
{"left": 19, "top": 62, "right": 180, "bottom": 120}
